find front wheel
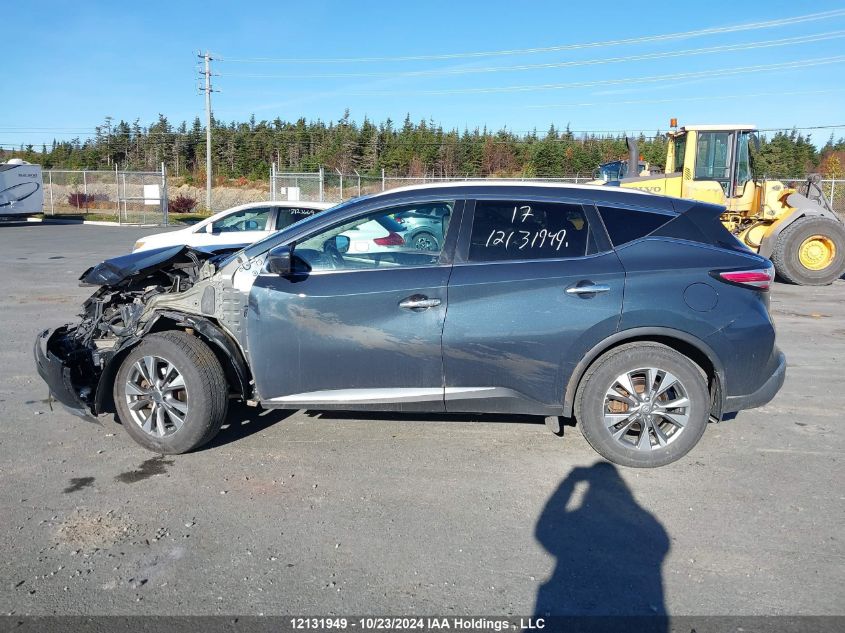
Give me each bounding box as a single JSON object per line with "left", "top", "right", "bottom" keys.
{"left": 113, "top": 331, "right": 229, "bottom": 454}
{"left": 575, "top": 342, "right": 710, "bottom": 468}
{"left": 771, "top": 216, "right": 845, "bottom": 286}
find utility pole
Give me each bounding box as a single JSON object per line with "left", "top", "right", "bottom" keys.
{"left": 198, "top": 51, "right": 215, "bottom": 211}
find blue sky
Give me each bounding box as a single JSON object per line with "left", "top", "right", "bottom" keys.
{"left": 2, "top": 0, "right": 844, "bottom": 147}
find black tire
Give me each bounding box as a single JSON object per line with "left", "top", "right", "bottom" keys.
{"left": 113, "top": 331, "right": 228, "bottom": 454}
{"left": 771, "top": 215, "right": 845, "bottom": 286}
{"left": 575, "top": 342, "right": 710, "bottom": 468}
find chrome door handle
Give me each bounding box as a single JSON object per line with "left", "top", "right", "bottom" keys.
{"left": 399, "top": 296, "right": 442, "bottom": 310}
{"left": 566, "top": 284, "right": 610, "bottom": 295}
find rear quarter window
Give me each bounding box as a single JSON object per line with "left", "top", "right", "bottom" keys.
{"left": 597, "top": 206, "right": 674, "bottom": 247}
{"left": 654, "top": 204, "right": 750, "bottom": 253}
{"left": 276, "top": 206, "right": 322, "bottom": 229}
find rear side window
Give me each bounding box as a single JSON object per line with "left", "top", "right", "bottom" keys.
{"left": 276, "top": 206, "right": 321, "bottom": 230}
{"left": 597, "top": 206, "right": 673, "bottom": 247}
{"left": 468, "top": 200, "right": 594, "bottom": 262}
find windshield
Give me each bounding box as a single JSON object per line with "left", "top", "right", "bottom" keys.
{"left": 596, "top": 161, "right": 624, "bottom": 182}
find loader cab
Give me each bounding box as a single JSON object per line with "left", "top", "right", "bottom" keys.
{"left": 666, "top": 125, "right": 759, "bottom": 207}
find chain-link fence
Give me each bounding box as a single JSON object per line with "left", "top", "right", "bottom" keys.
{"left": 816, "top": 179, "right": 841, "bottom": 215}
{"left": 269, "top": 166, "right": 323, "bottom": 203}
{"left": 270, "top": 164, "right": 597, "bottom": 204}
{"left": 271, "top": 166, "right": 845, "bottom": 216}
{"left": 43, "top": 165, "right": 169, "bottom": 225}
{"left": 40, "top": 165, "right": 845, "bottom": 225}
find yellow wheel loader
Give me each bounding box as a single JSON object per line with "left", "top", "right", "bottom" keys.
{"left": 593, "top": 124, "right": 845, "bottom": 286}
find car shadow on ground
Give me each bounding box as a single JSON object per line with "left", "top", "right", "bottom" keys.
{"left": 201, "top": 402, "right": 297, "bottom": 450}
{"left": 533, "top": 461, "right": 669, "bottom": 627}
{"left": 301, "top": 409, "right": 578, "bottom": 428}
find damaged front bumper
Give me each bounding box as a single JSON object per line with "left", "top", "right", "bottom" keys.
{"left": 34, "top": 327, "right": 100, "bottom": 423}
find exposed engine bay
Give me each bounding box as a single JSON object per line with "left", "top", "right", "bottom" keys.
{"left": 36, "top": 244, "right": 249, "bottom": 419}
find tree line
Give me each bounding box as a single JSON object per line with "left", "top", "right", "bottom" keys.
{"left": 3, "top": 111, "right": 843, "bottom": 181}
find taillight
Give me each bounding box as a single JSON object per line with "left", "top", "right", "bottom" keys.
{"left": 374, "top": 232, "right": 405, "bottom": 246}
{"left": 712, "top": 267, "right": 775, "bottom": 291}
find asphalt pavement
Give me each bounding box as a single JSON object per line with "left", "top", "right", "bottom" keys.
{"left": 0, "top": 222, "right": 842, "bottom": 617}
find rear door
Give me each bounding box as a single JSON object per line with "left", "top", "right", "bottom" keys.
{"left": 442, "top": 196, "right": 625, "bottom": 414}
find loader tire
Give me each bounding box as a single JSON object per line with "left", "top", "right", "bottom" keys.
{"left": 771, "top": 216, "right": 845, "bottom": 286}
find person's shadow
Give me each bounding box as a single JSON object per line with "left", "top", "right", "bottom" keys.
{"left": 534, "top": 462, "right": 669, "bottom": 629}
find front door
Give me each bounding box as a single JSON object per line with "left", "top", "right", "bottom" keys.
{"left": 246, "top": 200, "right": 460, "bottom": 411}
{"left": 443, "top": 197, "right": 625, "bottom": 414}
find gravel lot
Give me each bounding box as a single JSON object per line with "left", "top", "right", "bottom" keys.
{"left": 0, "top": 222, "right": 843, "bottom": 617}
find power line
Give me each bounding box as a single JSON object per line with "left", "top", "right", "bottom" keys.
{"left": 3, "top": 125, "right": 842, "bottom": 151}
{"left": 526, "top": 88, "right": 845, "bottom": 109}
{"left": 340, "top": 56, "right": 845, "bottom": 96}
{"left": 214, "top": 9, "right": 845, "bottom": 64}
{"left": 219, "top": 31, "right": 845, "bottom": 80}
{"left": 3, "top": 122, "right": 844, "bottom": 141}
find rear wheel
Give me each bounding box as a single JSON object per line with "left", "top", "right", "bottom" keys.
{"left": 575, "top": 343, "right": 710, "bottom": 468}
{"left": 113, "top": 331, "right": 228, "bottom": 454}
{"left": 771, "top": 216, "right": 845, "bottom": 286}
{"left": 412, "top": 231, "right": 439, "bottom": 252}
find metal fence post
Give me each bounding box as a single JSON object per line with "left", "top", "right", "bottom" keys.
{"left": 82, "top": 170, "right": 88, "bottom": 212}
{"left": 336, "top": 168, "right": 343, "bottom": 200}
{"left": 354, "top": 169, "right": 361, "bottom": 197}
{"left": 270, "top": 162, "right": 276, "bottom": 201}
{"left": 319, "top": 166, "right": 324, "bottom": 202}
{"left": 47, "top": 170, "right": 54, "bottom": 214}
{"left": 830, "top": 179, "right": 836, "bottom": 208}
{"left": 115, "top": 166, "right": 120, "bottom": 223}
{"left": 381, "top": 168, "right": 385, "bottom": 191}
{"left": 161, "top": 162, "right": 169, "bottom": 226}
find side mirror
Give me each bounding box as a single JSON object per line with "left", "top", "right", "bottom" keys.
{"left": 266, "top": 245, "right": 293, "bottom": 275}
{"left": 266, "top": 245, "right": 311, "bottom": 276}
{"left": 333, "top": 235, "right": 350, "bottom": 254}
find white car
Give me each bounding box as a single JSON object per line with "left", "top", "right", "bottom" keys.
{"left": 132, "top": 201, "right": 334, "bottom": 252}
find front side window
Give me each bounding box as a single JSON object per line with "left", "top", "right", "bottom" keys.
{"left": 734, "top": 132, "right": 752, "bottom": 196}
{"left": 672, "top": 135, "right": 687, "bottom": 173}
{"left": 293, "top": 201, "right": 454, "bottom": 271}
{"left": 694, "top": 132, "right": 731, "bottom": 181}
{"left": 211, "top": 207, "right": 272, "bottom": 233}
{"left": 468, "top": 200, "right": 593, "bottom": 262}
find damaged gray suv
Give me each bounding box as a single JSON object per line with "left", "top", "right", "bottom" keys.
{"left": 36, "top": 183, "right": 785, "bottom": 467}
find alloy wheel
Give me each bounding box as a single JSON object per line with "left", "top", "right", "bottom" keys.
{"left": 413, "top": 233, "right": 438, "bottom": 252}
{"left": 603, "top": 367, "right": 690, "bottom": 451}
{"left": 124, "top": 355, "right": 189, "bottom": 437}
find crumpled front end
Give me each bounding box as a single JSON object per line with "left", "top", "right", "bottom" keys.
{"left": 34, "top": 326, "right": 102, "bottom": 421}
{"left": 33, "top": 245, "right": 235, "bottom": 421}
